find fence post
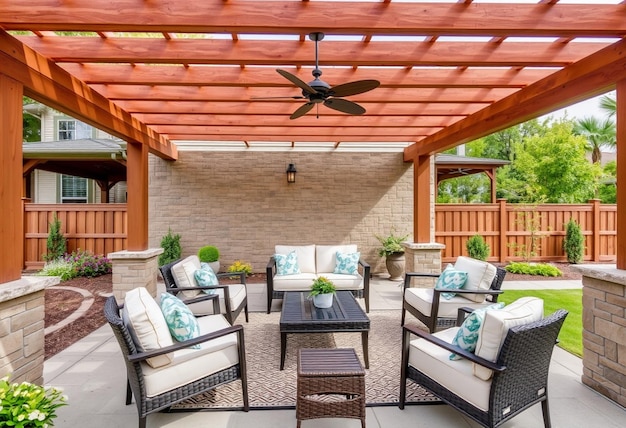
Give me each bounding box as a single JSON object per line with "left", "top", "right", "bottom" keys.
{"left": 590, "top": 198, "right": 601, "bottom": 262}
{"left": 498, "top": 198, "right": 507, "bottom": 263}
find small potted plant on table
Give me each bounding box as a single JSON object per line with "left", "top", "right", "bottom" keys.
{"left": 309, "top": 276, "right": 336, "bottom": 308}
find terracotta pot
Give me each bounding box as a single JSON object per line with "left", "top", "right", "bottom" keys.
{"left": 385, "top": 253, "right": 405, "bottom": 281}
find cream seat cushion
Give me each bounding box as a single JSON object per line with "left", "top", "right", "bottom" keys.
{"left": 122, "top": 287, "right": 174, "bottom": 368}
{"left": 141, "top": 314, "right": 239, "bottom": 397}
{"left": 185, "top": 283, "right": 247, "bottom": 316}
{"left": 404, "top": 287, "right": 499, "bottom": 318}
{"left": 454, "top": 256, "right": 498, "bottom": 303}
{"left": 473, "top": 297, "right": 544, "bottom": 380}
{"left": 409, "top": 327, "right": 492, "bottom": 411}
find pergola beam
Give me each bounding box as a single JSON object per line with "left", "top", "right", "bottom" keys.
{"left": 0, "top": 31, "right": 176, "bottom": 160}
{"left": 2, "top": 1, "right": 625, "bottom": 37}
{"left": 405, "top": 38, "right": 626, "bottom": 159}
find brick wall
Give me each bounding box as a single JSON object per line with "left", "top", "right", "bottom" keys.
{"left": 580, "top": 269, "right": 626, "bottom": 408}
{"left": 148, "top": 150, "right": 414, "bottom": 274}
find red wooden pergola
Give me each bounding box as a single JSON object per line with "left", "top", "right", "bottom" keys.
{"left": 1, "top": 0, "right": 626, "bottom": 284}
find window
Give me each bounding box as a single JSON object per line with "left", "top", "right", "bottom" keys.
{"left": 61, "top": 175, "right": 87, "bottom": 203}
{"left": 57, "top": 119, "right": 92, "bottom": 140}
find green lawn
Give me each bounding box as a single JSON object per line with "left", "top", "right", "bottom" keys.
{"left": 499, "top": 289, "right": 583, "bottom": 357}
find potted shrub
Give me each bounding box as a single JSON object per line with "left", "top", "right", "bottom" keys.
{"left": 158, "top": 228, "right": 181, "bottom": 267}
{"left": 376, "top": 229, "right": 409, "bottom": 281}
{"left": 198, "top": 245, "right": 220, "bottom": 272}
{"left": 308, "top": 276, "right": 336, "bottom": 308}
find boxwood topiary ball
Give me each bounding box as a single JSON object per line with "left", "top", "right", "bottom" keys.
{"left": 198, "top": 245, "right": 220, "bottom": 263}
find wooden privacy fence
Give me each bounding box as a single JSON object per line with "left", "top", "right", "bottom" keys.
{"left": 23, "top": 203, "right": 127, "bottom": 269}
{"left": 436, "top": 199, "right": 617, "bottom": 264}
{"left": 23, "top": 200, "right": 616, "bottom": 269}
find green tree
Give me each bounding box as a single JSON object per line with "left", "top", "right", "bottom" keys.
{"left": 43, "top": 214, "right": 67, "bottom": 262}
{"left": 23, "top": 97, "right": 41, "bottom": 142}
{"left": 573, "top": 116, "right": 615, "bottom": 164}
{"left": 598, "top": 161, "right": 616, "bottom": 203}
{"left": 498, "top": 120, "right": 601, "bottom": 203}
{"left": 599, "top": 94, "right": 616, "bottom": 118}
{"left": 437, "top": 174, "right": 491, "bottom": 203}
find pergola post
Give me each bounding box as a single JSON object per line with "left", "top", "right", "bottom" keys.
{"left": 126, "top": 141, "right": 149, "bottom": 250}
{"left": 617, "top": 79, "right": 626, "bottom": 270}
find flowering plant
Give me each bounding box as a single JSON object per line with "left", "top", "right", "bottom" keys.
{"left": 63, "top": 249, "right": 112, "bottom": 277}
{"left": 0, "top": 376, "right": 68, "bottom": 427}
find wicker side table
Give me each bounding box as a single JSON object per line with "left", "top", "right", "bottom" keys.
{"left": 296, "top": 348, "right": 366, "bottom": 428}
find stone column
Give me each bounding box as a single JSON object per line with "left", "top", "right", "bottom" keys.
{"left": 108, "top": 248, "right": 163, "bottom": 301}
{"left": 0, "top": 276, "right": 60, "bottom": 384}
{"left": 403, "top": 242, "right": 445, "bottom": 287}
{"left": 576, "top": 265, "right": 626, "bottom": 408}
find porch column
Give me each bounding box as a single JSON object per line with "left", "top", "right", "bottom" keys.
{"left": 617, "top": 79, "right": 626, "bottom": 269}
{"left": 126, "top": 141, "right": 149, "bottom": 250}
{"left": 0, "top": 74, "right": 23, "bottom": 282}
{"left": 406, "top": 155, "right": 445, "bottom": 286}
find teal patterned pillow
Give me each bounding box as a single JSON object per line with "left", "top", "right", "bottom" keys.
{"left": 436, "top": 264, "right": 468, "bottom": 300}
{"left": 449, "top": 303, "right": 504, "bottom": 360}
{"left": 194, "top": 263, "right": 218, "bottom": 294}
{"left": 334, "top": 251, "right": 360, "bottom": 275}
{"left": 160, "top": 293, "right": 200, "bottom": 349}
{"left": 274, "top": 251, "right": 300, "bottom": 275}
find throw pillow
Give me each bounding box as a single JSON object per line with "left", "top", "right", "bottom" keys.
{"left": 160, "top": 292, "right": 201, "bottom": 348}
{"left": 334, "top": 251, "right": 360, "bottom": 275}
{"left": 194, "top": 262, "right": 218, "bottom": 294}
{"left": 449, "top": 302, "right": 505, "bottom": 360}
{"left": 436, "top": 264, "right": 468, "bottom": 299}
{"left": 274, "top": 250, "right": 300, "bottom": 275}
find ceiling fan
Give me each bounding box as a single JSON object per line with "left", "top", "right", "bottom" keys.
{"left": 268, "top": 32, "right": 380, "bottom": 119}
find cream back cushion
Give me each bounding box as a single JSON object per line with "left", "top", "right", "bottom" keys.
{"left": 122, "top": 287, "right": 174, "bottom": 368}
{"left": 473, "top": 297, "right": 544, "bottom": 380}
{"left": 316, "top": 244, "right": 358, "bottom": 273}
{"left": 275, "top": 245, "right": 316, "bottom": 273}
{"left": 172, "top": 255, "right": 202, "bottom": 298}
{"left": 454, "top": 256, "right": 497, "bottom": 303}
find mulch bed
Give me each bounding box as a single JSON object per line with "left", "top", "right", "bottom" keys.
{"left": 43, "top": 263, "right": 584, "bottom": 360}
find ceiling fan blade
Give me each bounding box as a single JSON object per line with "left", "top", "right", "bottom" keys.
{"left": 251, "top": 96, "right": 306, "bottom": 100}
{"left": 290, "top": 102, "right": 315, "bottom": 119}
{"left": 324, "top": 98, "right": 366, "bottom": 115}
{"left": 276, "top": 69, "right": 318, "bottom": 95}
{"left": 329, "top": 80, "right": 380, "bottom": 97}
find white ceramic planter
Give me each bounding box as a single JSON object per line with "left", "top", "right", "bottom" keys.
{"left": 313, "top": 293, "right": 334, "bottom": 308}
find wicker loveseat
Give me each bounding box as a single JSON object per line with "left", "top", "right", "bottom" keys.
{"left": 266, "top": 244, "right": 370, "bottom": 313}
{"left": 400, "top": 297, "right": 568, "bottom": 428}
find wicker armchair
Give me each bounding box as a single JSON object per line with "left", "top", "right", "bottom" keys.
{"left": 160, "top": 258, "right": 248, "bottom": 325}
{"left": 402, "top": 258, "right": 506, "bottom": 332}
{"left": 399, "top": 307, "right": 568, "bottom": 428}
{"left": 104, "top": 295, "right": 249, "bottom": 428}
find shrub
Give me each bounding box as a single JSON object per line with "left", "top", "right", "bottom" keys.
{"left": 198, "top": 245, "right": 220, "bottom": 263}
{"left": 227, "top": 260, "right": 253, "bottom": 276}
{"left": 563, "top": 218, "right": 584, "bottom": 264}
{"left": 505, "top": 262, "right": 562, "bottom": 277}
{"left": 158, "top": 228, "right": 182, "bottom": 267}
{"left": 63, "top": 250, "right": 112, "bottom": 277}
{"left": 43, "top": 213, "right": 66, "bottom": 262}
{"left": 466, "top": 234, "right": 490, "bottom": 261}
{"left": 0, "top": 375, "right": 68, "bottom": 427}
{"left": 38, "top": 259, "right": 76, "bottom": 281}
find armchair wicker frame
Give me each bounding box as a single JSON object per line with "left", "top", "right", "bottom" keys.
{"left": 399, "top": 309, "right": 568, "bottom": 428}
{"left": 401, "top": 266, "right": 506, "bottom": 332}
{"left": 159, "top": 259, "right": 248, "bottom": 325}
{"left": 104, "top": 296, "right": 249, "bottom": 428}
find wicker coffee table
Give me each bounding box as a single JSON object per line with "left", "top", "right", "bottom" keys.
{"left": 297, "top": 348, "right": 366, "bottom": 428}
{"left": 279, "top": 291, "right": 370, "bottom": 370}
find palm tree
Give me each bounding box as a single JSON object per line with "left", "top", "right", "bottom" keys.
{"left": 599, "top": 94, "right": 616, "bottom": 118}
{"left": 573, "top": 116, "right": 616, "bottom": 164}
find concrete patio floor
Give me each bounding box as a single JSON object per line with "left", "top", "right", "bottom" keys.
{"left": 44, "top": 274, "right": 626, "bottom": 427}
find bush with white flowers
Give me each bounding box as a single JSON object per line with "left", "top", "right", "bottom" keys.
{"left": 0, "top": 375, "right": 68, "bottom": 427}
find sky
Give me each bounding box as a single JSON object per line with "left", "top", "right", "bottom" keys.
{"left": 545, "top": 91, "right": 615, "bottom": 121}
